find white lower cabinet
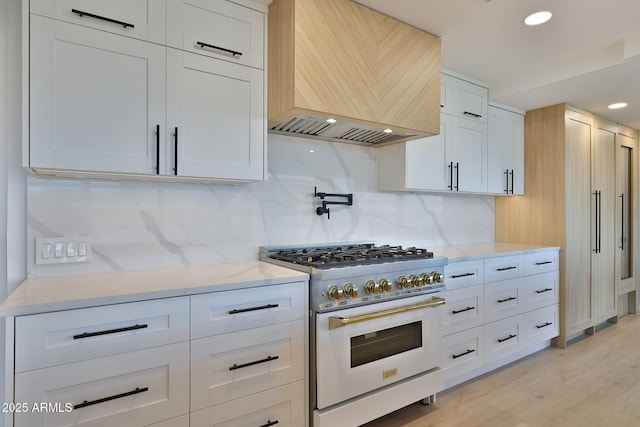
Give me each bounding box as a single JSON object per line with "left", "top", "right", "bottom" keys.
{"left": 442, "top": 249, "right": 560, "bottom": 388}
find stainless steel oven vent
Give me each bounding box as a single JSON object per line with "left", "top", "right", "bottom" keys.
{"left": 270, "top": 115, "right": 417, "bottom": 145}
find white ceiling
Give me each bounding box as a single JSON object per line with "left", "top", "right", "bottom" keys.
{"left": 355, "top": 0, "right": 640, "bottom": 129}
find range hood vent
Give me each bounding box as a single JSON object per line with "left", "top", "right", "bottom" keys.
{"left": 271, "top": 115, "right": 416, "bottom": 146}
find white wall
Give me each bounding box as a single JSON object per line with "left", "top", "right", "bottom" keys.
{"left": 27, "top": 134, "right": 496, "bottom": 277}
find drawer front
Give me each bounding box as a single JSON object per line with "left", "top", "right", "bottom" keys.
{"left": 523, "top": 304, "right": 559, "bottom": 343}
{"left": 484, "top": 255, "right": 524, "bottom": 283}
{"left": 522, "top": 271, "right": 559, "bottom": 312}
{"left": 167, "top": 0, "right": 265, "bottom": 69}
{"left": 484, "top": 278, "right": 523, "bottom": 322}
{"left": 15, "top": 297, "right": 189, "bottom": 372}
{"left": 30, "top": 0, "right": 166, "bottom": 44}
{"left": 191, "top": 320, "right": 305, "bottom": 410}
{"left": 190, "top": 380, "right": 305, "bottom": 427}
{"left": 147, "top": 415, "right": 190, "bottom": 427}
{"left": 442, "top": 285, "right": 484, "bottom": 336}
{"left": 523, "top": 250, "right": 559, "bottom": 276}
{"left": 442, "top": 326, "right": 484, "bottom": 381}
{"left": 485, "top": 316, "right": 522, "bottom": 364}
{"left": 443, "top": 260, "right": 484, "bottom": 290}
{"left": 14, "top": 342, "right": 189, "bottom": 427}
{"left": 190, "top": 282, "right": 306, "bottom": 339}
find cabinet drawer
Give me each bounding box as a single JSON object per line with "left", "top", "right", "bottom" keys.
{"left": 30, "top": 0, "right": 166, "bottom": 44}
{"left": 190, "top": 380, "right": 305, "bottom": 427}
{"left": 522, "top": 271, "right": 559, "bottom": 311}
{"left": 484, "top": 255, "right": 523, "bottom": 283}
{"left": 15, "top": 297, "right": 189, "bottom": 372}
{"left": 191, "top": 319, "right": 305, "bottom": 410}
{"left": 14, "top": 342, "right": 189, "bottom": 427}
{"left": 442, "top": 285, "right": 484, "bottom": 336}
{"left": 147, "top": 415, "right": 189, "bottom": 427}
{"left": 191, "top": 282, "right": 306, "bottom": 338}
{"left": 523, "top": 304, "right": 559, "bottom": 343}
{"left": 523, "top": 251, "right": 559, "bottom": 275}
{"left": 442, "top": 326, "right": 484, "bottom": 382}
{"left": 443, "top": 260, "right": 484, "bottom": 290}
{"left": 484, "top": 278, "right": 522, "bottom": 322}
{"left": 167, "top": 0, "right": 265, "bottom": 69}
{"left": 485, "top": 316, "right": 522, "bottom": 364}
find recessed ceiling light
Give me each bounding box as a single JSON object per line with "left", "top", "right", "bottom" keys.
{"left": 608, "top": 102, "right": 628, "bottom": 109}
{"left": 524, "top": 11, "right": 552, "bottom": 26}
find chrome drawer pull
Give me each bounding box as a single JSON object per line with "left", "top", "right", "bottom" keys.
{"left": 260, "top": 421, "right": 279, "bottom": 427}
{"left": 71, "top": 9, "right": 134, "bottom": 28}
{"left": 329, "top": 296, "right": 446, "bottom": 330}
{"left": 535, "top": 261, "right": 553, "bottom": 265}
{"left": 229, "top": 355, "right": 279, "bottom": 371}
{"left": 74, "top": 387, "right": 148, "bottom": 409}
{"left": 497, "top": 296, "right": 517, "bottom": 303}
{"left": 73, "top": 324, "right": 148, "bottom": 340}
{"left": 496, "top": 266, "right": 517, "bottom": 271}
{"left": 452, "top": 348, "right": 475, "bottom": 359}
{"left": 451, "top": 272, "right": 475, "bottom": 279}
{"left": 229, "top": 304, "right": 279, "bottom": 315}
{"left": 196, "top": 41, "right": 243, "bottom": 57}
{"left": 452, "top": 306, "right": 475, "bottom": 315}
{"left": 497, "top": 334, "right": 517, "bottom": 343}
{"left": 536, "top": 322, "right": 553, "bottom": 329}
{"left": 535, "top": 288, "right": 553, "bottom": 294}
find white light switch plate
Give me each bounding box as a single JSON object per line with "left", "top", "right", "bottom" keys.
{"left": 35, "top": 238, "right": 91, "bottom": 265}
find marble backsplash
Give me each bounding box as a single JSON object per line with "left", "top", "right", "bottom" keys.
{"left": 27, "top": 134, "right": 495, "bottom": 277}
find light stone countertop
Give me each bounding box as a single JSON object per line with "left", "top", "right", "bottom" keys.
{"left": 431, "top": 242, "right": 561, "bottom": 263}
{"left": 0, "top": 261, "right": 308, "bottom": 316}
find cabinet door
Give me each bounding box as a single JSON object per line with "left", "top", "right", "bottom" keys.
{"left": 404, "top": 116, "right": 449, "bottom": 190}
{"left": 616, "top": 132, "right": 637, "bottom": 297}
{"left": 167, "top": 50, "right": 265, "bottom": 181}
{"left": 30, "top": 0, "right": 166, "bottom": 44}
{"left": 449, "top": 77, "right": 488, "bottom": 123}
{"left": 167, "top": 0, "right": 265, "bottom": 69}
{"left": 488, "top": 105, "right": 524, "bottom": 195}
{"left": 29, "top": 16, "right": 166, "bottom": 175}
{"left": 447, "top": 116, "right": 488, "bottom": 193}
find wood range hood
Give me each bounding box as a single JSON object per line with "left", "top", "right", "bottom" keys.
{"left": 268, "top": 0, "right": 441, "bottom": 146}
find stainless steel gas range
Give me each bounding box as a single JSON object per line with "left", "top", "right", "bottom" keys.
{"left": 260, "top": 243, "right": 448, "bottom": 427}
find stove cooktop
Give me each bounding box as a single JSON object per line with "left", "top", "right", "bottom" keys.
{"left": 266, "top": 243, "right": 434, "bottom": 269}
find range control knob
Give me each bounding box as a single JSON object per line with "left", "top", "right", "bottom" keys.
{"left": 408, "top": 274, "right": 419, "bottom": 288}
{"left": 431, "top": 271, "right": 443, "bottom": 283}
{"left": 420, "top": 273, "right": 431, "bottom": 286}
{"left": 379, "top": 278, "right": 392, "bottom": 292}
{"left": 344, "top": 283, "right": 359, "bottom": 298}
{"left": 327, "top": 285, "right": 344, "bottom": 301}
{"left": 365, "top": 280, "right": 379, "bottom": 295}
{"left": 396, "top": 276, "right": 408, "bottom": 289}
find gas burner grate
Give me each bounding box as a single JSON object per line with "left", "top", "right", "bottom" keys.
{"left": 269, "top": 244, "right": 433, "bottom": 269}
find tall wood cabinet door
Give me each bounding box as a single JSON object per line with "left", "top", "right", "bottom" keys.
{"left": 447, "top": 116, "right": 488, "bottom": 193}
{"left": 564, "top": 110, "right": 594, "bottom": 335}
{"left": 593, "top": 123, "right": 617, "bottom": 322}
{"left": 404, "top": 115, "right": 449, "bottom": 191}
{"left": 29, "top": 15, "right": 166, "bottom": 175}
{"left": 166, "top": 50, "right": 265, "bottom": 181}
{"left": 616, "top": 133, "right": 637, "bottom": 297}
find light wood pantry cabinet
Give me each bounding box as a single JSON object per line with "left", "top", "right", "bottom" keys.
{"left": 495, "top": 103, "right": 638, "bottom": 347}
{"left": 26, "top": 0, "right": 268, "bottom": 182}
{"left": 487, "top": 103, "right": 525, "bottom": 195}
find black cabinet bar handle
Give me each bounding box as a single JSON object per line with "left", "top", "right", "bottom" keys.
{"left": 447, "top": 162, "right": 453, "bottom": 190}
{"left": 155, "top": 124, "right": 160, "bottom": 174}
{"left": 510, "top": 169, "right": 514, "bottom": 194}
{"left": 229, "top": 355, "right": 279, "bottom": 371}
{"left": 598, "top": 190, "right": 602, "bottom": 253}
{"left": 593, "top": 191, "right": 600, "bottom": 254}
{"left": 535, "top": 261, "right": 553, "bottom": 266}
{"left": 196, "top": 41, "right": 243, "bottom": 57}
{"left": 497, "top": 334, "right": 517, "bottom": 343}
{"left": 73, "top": 324, "right": 148, "bottom": 340}
{"left": 497, "top": 296, "right": 517, "bottom": 303}
{"left": 229, "top": 303, "right": 279, "bottom": 315}
{"left": 535, "top": 288, "right": 553, "bottom": 294}
{"left": 451, "top": 272, "right": 475, "bottom": 279}
{"left": 452, "top": 306, "right": 475, "bottom": 314}
{"left": 455, "top": 162, "right": 459, "bottom": 191}
{"left": 74, "top": 387, "right": 148, "bottom": 409}
{"left": 463, "top": 111, "right": 482, "bottom": 118}
{"left": 260, "top": 421, "right": 279, "bottom": 427}
{"left": 174, "top": 127, "right": 178, "bottom": 175}
{"left": 71, "top": 9, "right": 134, "bottom": 28}
{"left": 496, "top": 266, "right": 517, "bottom": 271}
{"left": 620, "top": 193, "right": 625, "bottom": 250}
{"left": 452, "top": 348, "right": 476, "bottom": 359}
{"left": 504, "top": 169, "right": 509, "bottom": 194}
{"left": 536, "top": 322, "right": 553, "bottom": 329}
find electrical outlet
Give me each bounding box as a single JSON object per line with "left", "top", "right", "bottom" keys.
{"left": 35, "top": 238, "right": 91, "bottom": 265}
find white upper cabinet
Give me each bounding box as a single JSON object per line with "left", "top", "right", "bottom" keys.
{"left": 487, "top": 104, "right": 525, "bottom": 195}
{"left": 441, "top": 72, "right": 488, "bottom": 123}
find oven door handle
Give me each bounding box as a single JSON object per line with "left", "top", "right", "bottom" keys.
{"left": 328, "top": 296, "right": 446, "bottom": 330}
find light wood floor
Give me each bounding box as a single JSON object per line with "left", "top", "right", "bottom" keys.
{"left": 362, "top": 314, "right": 640, "bottom": 427}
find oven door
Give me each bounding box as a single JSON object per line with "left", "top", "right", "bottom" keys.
{"left": 315, "top": 295, "right": 445, "bottom": 409}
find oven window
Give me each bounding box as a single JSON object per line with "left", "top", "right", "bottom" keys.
{"left": 350, "top": 321, "right": 422, "bottom": 368}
